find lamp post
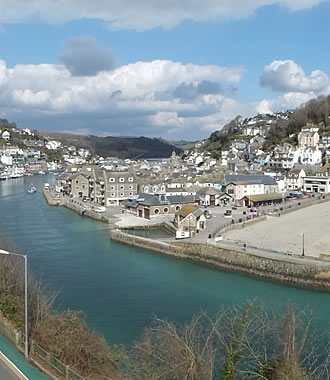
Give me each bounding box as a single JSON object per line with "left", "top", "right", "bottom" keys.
{"left": 0, "top": 249, "right": 28, "bottom": 359}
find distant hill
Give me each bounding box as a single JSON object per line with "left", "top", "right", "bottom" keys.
{"left": 38, "top": 131, "right": 183, "bottom": 159}
{"left": 163, "top": 138, "right": 196, "bottom": 151}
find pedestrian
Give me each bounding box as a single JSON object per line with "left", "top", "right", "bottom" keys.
{"left": 243, "top": 243, "right": 246, "bottom": 251}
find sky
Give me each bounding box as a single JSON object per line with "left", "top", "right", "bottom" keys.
{"left": 0, "top": 0, "right": 330, "bottom": 141}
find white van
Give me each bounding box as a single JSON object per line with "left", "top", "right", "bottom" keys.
{"left": 94, "top": 206, "right": 106, "bottom": 213}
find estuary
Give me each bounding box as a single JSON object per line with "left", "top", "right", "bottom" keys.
{"left": 1, "top": 175, "right": 330, "bottom": 347}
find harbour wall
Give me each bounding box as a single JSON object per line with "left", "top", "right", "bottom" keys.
{"left": 42, "top": 189, "right": 115, "bottom": 225}
{"left": 111, "top": 229, "right": 330, "bottom": 290}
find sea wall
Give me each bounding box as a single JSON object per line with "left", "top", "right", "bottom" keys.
{"left": 111, "top": 229, "right": 330, "bottom": 290}
{"left": 42, "top": 188, "right": 60, "bottom": 206}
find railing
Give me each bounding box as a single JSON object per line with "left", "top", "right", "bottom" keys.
{"left": 212, "top": 193, "right": 330, "bottom": 238}
{"left": 0, "top": 313, "right": 85, "bottom": 380}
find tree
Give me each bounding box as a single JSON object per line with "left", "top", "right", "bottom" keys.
{"left": 124, "top": 303, "right": 330, "bottom": 379}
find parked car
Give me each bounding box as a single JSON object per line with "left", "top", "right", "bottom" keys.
{"left": 204, "top": 210, "right": 212, "bottom": 219}
{"left": 224, "top": 209, "right": 232, "bottom": 218}
{"left": 94, "top": 206, "right": 106, "bottom": 213}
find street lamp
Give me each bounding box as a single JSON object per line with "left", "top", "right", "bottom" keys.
{"left": 301, "top": 233, "right": 305, "bottom": 257}
{"left": 0, "top": 249, "right": 28, "bottom": 359}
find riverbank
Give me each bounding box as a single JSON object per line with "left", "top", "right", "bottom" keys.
{"left": 111, "top": 229, "right": 330, "bottom": 290}
{"left": 43, "top": 188, "right": 330, "bottom": 289}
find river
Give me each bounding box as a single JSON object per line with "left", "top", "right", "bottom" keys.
{"left": 1, "top": 175, "right": 330, "bottom": 348}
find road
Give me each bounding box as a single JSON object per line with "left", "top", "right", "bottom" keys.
{"left": 0, "top": 353, "right": 24, "bottom": 380}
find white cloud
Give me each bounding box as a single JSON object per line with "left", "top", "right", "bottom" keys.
{"left": 257, "top": 59, "right": 330, "bottom": 116}
{"left": 0, "top": 58, "right": 245, "bottom": 139}
{"left": 255, "top": 91, "right": 317, "bottom": 114}
{"left": 1, "top": 56, "right": 329, "bottom": 140}
{"left": 0, "top": 0, "right": 325, "bottom": 30}
{"left": 260, "top": 60, "right": 330, "bottom": 94}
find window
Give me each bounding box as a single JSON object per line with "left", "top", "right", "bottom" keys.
{"left": 120, "top": 192, "right": 124, "bottom": 196}
{"left": 111, "top": 193, "right": 115, "bottom": 197}
{"left": 111, "top": 186, "right": 115, "bottom": 190}
{"left": 128, "top": 177, "right": 134, "bottom": 182}
{"left": 175, "top": 205, "right": 181, "bottom": 211}
{"left": 129, "top": 192, "right": 133, "bottom": 196}
{"left": 119, "top": 177, "right": 124, "bottom": 182}
{"left": 154, "top": 208, "right": 160, "bottom": 214}
{"left": 120, "top": 185, "right": 124, "bottom": 190}
{"left": 109, "top": 178, "right": 115, "bottom": 182}
{"left": 163, "top": 207, "right": 169, "bottom": 213}
{"left": 128, "top": 185, "right": 133, "bottom": 190}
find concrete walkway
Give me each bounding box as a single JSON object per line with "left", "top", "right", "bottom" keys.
{"left": 223, "top": 200, "right": 330, "bottom": 259}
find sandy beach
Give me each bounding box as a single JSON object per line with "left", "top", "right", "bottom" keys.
{"left": 224, "top": 201, "right": 330, "bottom": 258}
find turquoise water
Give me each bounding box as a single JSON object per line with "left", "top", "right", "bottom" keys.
{"left": 1, "top": 175, "right": 330, "bottom": 350}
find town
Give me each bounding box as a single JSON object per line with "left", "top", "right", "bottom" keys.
{"left": 2, "top": 108, "right": 330, "bottom": 243}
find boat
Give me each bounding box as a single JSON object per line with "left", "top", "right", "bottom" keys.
{"left": 28, "top": 185, "right": 37, "bottom": 194}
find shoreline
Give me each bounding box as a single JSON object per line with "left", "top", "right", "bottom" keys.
{"left": 43, "top": 188, "right": 330, "bottom": 290}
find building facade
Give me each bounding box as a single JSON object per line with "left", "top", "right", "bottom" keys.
{"left": 104, "top": 171, "right": 137, "bottom": 206}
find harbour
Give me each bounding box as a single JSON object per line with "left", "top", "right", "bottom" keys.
{"left": 1, "top": 174, "right": 330, "bottom": 348}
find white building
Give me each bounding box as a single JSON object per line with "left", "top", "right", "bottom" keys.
{"left": 285, "top": 169, "right": 306, "bottom": 191}
{"left": 303, "top": 176, "right": 330, "bottom": 194}
{"left": 1, "top": 130, "right": 10, "bottom": 141}
{"left": 45, "top": 140, "right": 61, "bottom": 150}
{"left": 298, "top": 125, "right": 319, "bottom": 148}
{"left": 299, "top": 147, "right": 322, "bottom": 165}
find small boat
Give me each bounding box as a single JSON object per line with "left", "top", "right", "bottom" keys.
{"left": 28, "top": 186, "right": 37, "bottom": 194}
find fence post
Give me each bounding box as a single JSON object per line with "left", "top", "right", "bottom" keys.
{"left": 30, "top": 340, "right": 35, "bottom": 355}
{"left": 15, "top": 331, "right": 20, "bottom": 347}
{"left": 65, "top": 364, "right": 70, "bottom": 380}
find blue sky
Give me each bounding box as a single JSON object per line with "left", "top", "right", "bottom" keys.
{"left": 0, "top": 0, "right": 330, "bottom": 140}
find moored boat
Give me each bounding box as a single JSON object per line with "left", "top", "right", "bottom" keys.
{"left": 28, "top": 185, "right": 37, "bottom": 193}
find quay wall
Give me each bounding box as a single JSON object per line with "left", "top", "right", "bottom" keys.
{"left": 123, "top": 221, "right": 176, "bottom": 235}
{"left": 42, "top": 189, "right": 111, "bottom": 224}
{"left": 111, "top": 229, "right": 330, "bottom": 290}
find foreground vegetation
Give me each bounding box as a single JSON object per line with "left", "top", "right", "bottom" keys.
{"left": 1, "top": 237, "right": 330, "bottom": 379}
{"left": 0, "top": 237, "right": 126, "bottom": 379}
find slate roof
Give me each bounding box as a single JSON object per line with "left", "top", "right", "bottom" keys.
{"left": 124, "top": 192, "right": 195, "bottom": 208}
{"left": 225, "top": 174, "right": 277, "bottom": 185}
